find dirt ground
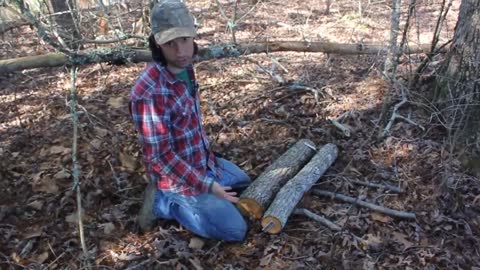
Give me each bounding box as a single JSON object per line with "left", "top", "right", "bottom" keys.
{"left": 1, "top": 0, "right": 479, "bottom": 269}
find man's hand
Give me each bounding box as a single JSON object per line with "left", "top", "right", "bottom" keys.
{"left": 211, "top": 181, "right": 239, "bottom": 203}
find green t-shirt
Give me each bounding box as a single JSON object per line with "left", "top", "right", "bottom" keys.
{"left": 176, "top": 69, "right": 193, "bottom": 96}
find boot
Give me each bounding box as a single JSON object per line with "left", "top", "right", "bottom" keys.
{"left": 137, "top": 180, "right": 157, "bottom": 232}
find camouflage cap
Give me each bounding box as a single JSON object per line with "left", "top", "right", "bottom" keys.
{"left": 150, "top": 0, "right": 196, "bottom": 45}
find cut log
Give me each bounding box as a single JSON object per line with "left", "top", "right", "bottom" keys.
{"left": 261, "top": 143, "right": 338, "bottom": 234}
{"left": 237, "top": 139, "right": 317, "bottom": 219}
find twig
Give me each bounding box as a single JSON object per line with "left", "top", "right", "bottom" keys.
{"left": 68, "top": 66, "right": 89, "bottom": 258}
{"left": 383, "top": 87, "right": 424, "bottom": 136}
{"left": 312, "top": 189, "right": 416, "bottom": 220}
{"left": 124, "top": 258, "right": 151, "bottom": 270}
{"left": 329, "top": 111, "right": 352, "bottom": 137}
{"left": 350, "top": 179, "right": 403, "bottom": 193}
{"left": 82, "top": 35, "right": 145, "bottom": 44}
{"left": 16, "top": 0, "right": 72, "bottom": 55}
{"left": 202, "top": 241, "right": 223, "bottom": 258}
{"left": 293, "top": 208, "right": 362, "bottom": 241}
{"left": 293, "top": 208, "right": 341, "bottom": 231}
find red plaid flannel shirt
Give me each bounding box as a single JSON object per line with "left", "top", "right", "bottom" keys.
{"left": 129, "top": 63, "right": 217, "bottom": 196}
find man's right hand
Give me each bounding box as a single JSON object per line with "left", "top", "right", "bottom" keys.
{"left": 211, "top": 181, "right": 239, "bottom": 203}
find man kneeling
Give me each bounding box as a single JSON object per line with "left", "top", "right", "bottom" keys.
{"left": 129, "top": 0, "right": 251, "bottom": 241}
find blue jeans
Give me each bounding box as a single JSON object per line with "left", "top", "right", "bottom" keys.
{"left": 153, "top": 158, "right": 251, "bottom": 241}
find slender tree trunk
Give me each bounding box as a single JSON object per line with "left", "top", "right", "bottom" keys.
{"left": 50, "top": 0, "right": 82, "bottom": 49}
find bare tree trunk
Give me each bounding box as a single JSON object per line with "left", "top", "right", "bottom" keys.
{"left": 384, "top": 0, "right": 402, "bottom": 76}
{"left": 437, "top": 0, "right": 480, "bottom": 154}
{"left": 50, "top": 0, "right": 82, "bottom": 49}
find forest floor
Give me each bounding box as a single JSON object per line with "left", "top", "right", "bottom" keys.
{"left": 1, "top": 0, "right": 479, "bottom": 269}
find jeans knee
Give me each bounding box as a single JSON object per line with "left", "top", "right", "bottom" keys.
{"left": 221, "top": 218, "right": 248, "bottom": 242}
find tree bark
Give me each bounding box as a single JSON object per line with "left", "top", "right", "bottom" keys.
{"left": 0, "top": 41, "right": 434, "bottom": 74}
{"left": 261, "top": 144, "right": 338, "bottom": 234}
{"left": 237, "top": 139, "right": 317, "bottom": 219}
{"left": 437, "top": 0, "right": 480, "bottom": 153}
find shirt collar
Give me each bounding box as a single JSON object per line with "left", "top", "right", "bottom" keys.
{"left": 155, "top": 63, "right": 195, "bottom": 84}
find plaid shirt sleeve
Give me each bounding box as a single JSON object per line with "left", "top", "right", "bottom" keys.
{"left": 130, "top": 66, "right": 214, "bottom": 195}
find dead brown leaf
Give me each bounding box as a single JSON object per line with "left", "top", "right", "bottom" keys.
{"left": 32, "top": 175, "right": 59, "bottom": 194}
{"left": 49, "top": 145, "right": 71, "bottom": 155}
{"left": 119, "top": 152, "right": 139, "bottom": 170}
{"left": 392, "top": 232, "right": 414, "bottom": 249}
{"left": 107, "top": 97, "right": 126, "bottom": 109}
{"left": 370, "top": 212, "right": 393, "bottom": 223}
{"left": 35, "top": 251, "right": 49, "bottom": 264}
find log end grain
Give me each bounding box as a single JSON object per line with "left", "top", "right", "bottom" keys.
{"left": 237, "top": 198, "right": 263, "bottom": 219}
{"left": 261, "top": 216, "right": 282, "bottom": 234}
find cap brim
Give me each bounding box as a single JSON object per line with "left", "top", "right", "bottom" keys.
{"left": 154, "top": 27, "right": 196, "bottom": 44}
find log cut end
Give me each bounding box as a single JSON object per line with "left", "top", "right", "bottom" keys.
{"left": 261, "top": 216, "right": 282, "bottom": 234}
{"left": 237, "top": 198, "right": 263, "bottom": 219}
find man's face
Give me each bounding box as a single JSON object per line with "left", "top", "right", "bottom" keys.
{"left": 159, "top": 37, "right": 194, "bottom": 70}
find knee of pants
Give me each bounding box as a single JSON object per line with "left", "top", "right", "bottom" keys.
{"left": 205, "top": 206, "right": 248, "bottom": 241}
{"left": 229, "top": 218, "right": 248, "bottom": 242}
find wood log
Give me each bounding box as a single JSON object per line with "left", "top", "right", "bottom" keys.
{"left": 237, "top": 139, "right": 317, "bottom": 219}
{"left": 0, "top": 41, "right": 434, "bottom": 73}
{"left": 261, "top": 143, "right": 338, "bottom": 234}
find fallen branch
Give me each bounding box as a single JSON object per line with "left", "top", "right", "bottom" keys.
{"left": 350, "top": 179, "right": 403, "bottom": 193}
{"left": 312, "top": 189, "right": 416, "bottom": 220}
{"left": 68, "top": 67, "right": 89, "bottom": 258}
{"left": 293, "top": 208, "right": 341, "bottom": 231}
{"left": 0, "top": 41, "right": 434, "bottom": 73}
{"left": 330, "top": 111, "right": 353, "bottom": 137}
{"left": 293, "top": 208, "right": 362, "bottom": 241}
{"left": 383, "top": 88, "right": 425, "bottom": 137}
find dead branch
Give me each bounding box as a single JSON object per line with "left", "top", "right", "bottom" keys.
{"left": 350, "top": 179, "right": 403, "bottom": 193}
{"left": 293, "top": 208, "right": 362, "bottom": 241}
{"left": 0, "top": 41, "right": 433, "bottom": 73}
{"left": 383, "top": 88, "right": 425, "bottom": 137}
{"left": 330, "top": 111, "right": 352, "bottom": 137}
{"left": 68, "top": 67, "right": 89, "bottom": 258}
{"left": 293, "top": 208, "right": 341, "bottom": 231}
{"left": 312, "top": 189, "right": 416, "bottom": 220}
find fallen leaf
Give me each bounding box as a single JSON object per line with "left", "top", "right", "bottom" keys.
{"left": 260, "top": 253, "right": 274, "bottom": 267}
{"left": 188, "top": 237, "right": 205, "bottom": 250}
{"left": 94, "top": 127, "right": 109, "bottom": 138}
{"left": 65, "top": 211, "right": 85, "bottom": 223}
{"left": 103, "top": 223, "right": 115, "bottom": 235}
{"left": 27, "top": 200, "right": 44, "bottom": 211}
{"left": 90, "top": 139, "right": 103, "bottom": 149}
{"left": 23, "top": 227, "right": 43, "bottom": 239}
{"left": 119, "top": 152, "right": 138, "bottom": 171}
{"left": 361, "top": 234, "right": 383, "bottom": 252}
{"left": 32, "top": 177, "right": 59, "bottom": 194}
{"left": 188, "top": 257, "right": 203, "bottom": 270}
{"left": 371, "top": 212, "right": 392, "bottom": 223}
{"left": 54, "top": 169, "right": 70, "bottom": 179}
{"left": 49, "top": 146, "right": 70, "bottom": 155}
{"left": 392, "top": 232, "right": 414, "bottom": 249}
{"left": 35, "top": 251, "right": 49, "bottom": 264}
{"left": 107, "top": 97, "right": 125, "bottom": 109}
